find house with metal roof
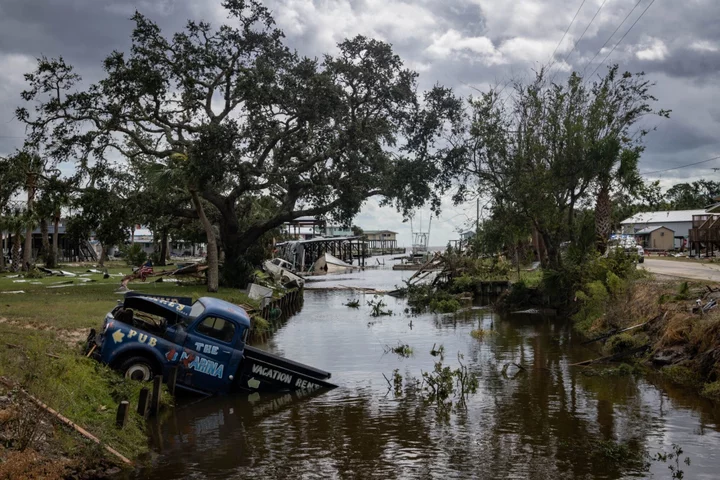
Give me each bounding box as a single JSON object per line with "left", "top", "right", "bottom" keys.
{"left": 620, "top": 209, "right": 706, "bottom": 249}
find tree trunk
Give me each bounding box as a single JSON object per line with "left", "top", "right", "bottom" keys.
{"left": 191, "top": 190, "right": 219, "bottom": 292}
{"left": 0, "top": 231, "right": 4, "bottom": 270}
{"left": 50, "top": 212, "right": 60, "bottom": 268}
{"left": 158, "top": 229, "right": 168, "bottom": 266}
{"left": 99, "top": 244, "right": 107, "bottom": 267}
{"left": 12, "top": 232, "right": 22, "bottom": 273}
{"left": 595, "top": 183, "right": 612, "bottom": 253}
{"left": 540, "top": 229, "right": 560, "bottom": 270}
{"left": 22, "top": 179, "right": 36, "bottom": 271}
{"left": 40, "top": 218, "right": 50, "bottom": 263}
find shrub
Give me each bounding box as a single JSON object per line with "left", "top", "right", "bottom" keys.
{"left": 606, "top": 271, "right": 624, "bottom": 296}
{"left": 451, "top": 275, "right": 475, "bottom": 293}
{"left": 662, "top": 365, "right": 701, "bottom": 388}
{"left": 120, "top": 243, "right": 147, "bottom": 267}
{"left": 605, "top": 333, "right": 639, "bottom": 355}
{"left": 701, "top": 380, "right": 720, "bottom": 400}
{"left": 24, "top": 268, "right": 44, "bottom": 279}
{"left": 573, "top": 281, "right": 609, "bottom": 334}
{"left": 429, "top": 298, "right": 461, "bottom": 313}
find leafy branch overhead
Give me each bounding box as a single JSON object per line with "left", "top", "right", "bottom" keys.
{"left": 17, "top": 0, "right": 462, "bottom": 288}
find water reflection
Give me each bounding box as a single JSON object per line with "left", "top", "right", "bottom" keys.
{"left": 134, "top": 264, "right": 720, "bottom": 479}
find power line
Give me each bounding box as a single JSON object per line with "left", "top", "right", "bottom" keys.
{"left": 641, "top": 155, "right": 720, "bottom": 176}
{"left": 545, "top": 0, "right": 588, "bottom": 70}
{"left": 560, "top": 0, "right": 609, "bottom": 66}
{"left": 548, "top": 0, "right": 609, "bottom": 84}
{"left": 581, "top": 0, "right": 645, "bottom": 78}
{"left": 587, "top": 0, "right": 657, "bottom": 80}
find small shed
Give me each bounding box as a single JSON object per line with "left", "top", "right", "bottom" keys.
{"left": 635, "top": 226, "right": 674, "bottom": 250}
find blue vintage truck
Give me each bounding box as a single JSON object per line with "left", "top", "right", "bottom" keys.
{"left": 86, "top": 292, "right": 336, "bottom": 394}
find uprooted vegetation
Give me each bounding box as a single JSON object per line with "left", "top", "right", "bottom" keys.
{"left": 384, "top": 343, "right": 413, "bottom": 358}
{"left": 383, "top": 345, "right": 479, "bottom": 417}
{"left": 396, "top": 252, "right": 525, "bottom": 314}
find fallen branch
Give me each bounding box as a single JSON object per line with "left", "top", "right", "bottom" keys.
{"left": 381, "top": 373, "right": 393, "bottom": 391}
{"left": 0, "top": 376, "right": 132, "bottom": 465}
{"left": 581, "top": 321, "right": 648, "bottom": 345}
{"left": 6, "top": 344, "right": 61, "bottom": 360}
{"left": 407, "top": 254, "right": 442, "bottom": 283}
{"left": 570, "top": 345, "right": 650, "bottom": 367}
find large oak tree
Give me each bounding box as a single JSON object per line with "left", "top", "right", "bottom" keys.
{"left": 18, "top": 0, "right": 461, "bottom": 289}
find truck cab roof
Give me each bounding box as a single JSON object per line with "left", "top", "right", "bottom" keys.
{"left": 122, "top": 294, "right": 251, "bottom": 329}
{"left": 196, "top": 297, "right": 251, "bottom": 329}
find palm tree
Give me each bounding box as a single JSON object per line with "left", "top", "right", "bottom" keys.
{"left": 36, "top": 175, "right": 71, "bottom": 268}
{"left": 3, "top": 209, "right": 29, "bottom": 272}
{"left": 6, "top": 152, "right": 45, "bottom": 270}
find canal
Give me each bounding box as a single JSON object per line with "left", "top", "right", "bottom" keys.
{"left": 134, "top": 262, "right": 720, "bottom": 479}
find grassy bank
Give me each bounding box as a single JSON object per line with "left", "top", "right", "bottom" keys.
{"left": 571, "top": 273, "right": 720, "bottom": 400}
{"left": 0, "top": 261, "right": 259, "bottom": 474}
{"left": 0, "top": 322, "right": 174, "bottom": 477}
{"left": 0, "top": 264, "right": 254, "bottom": 331}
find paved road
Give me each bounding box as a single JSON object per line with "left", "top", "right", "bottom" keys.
{"left": 642, "top": 258, "right": 720, "bottom": 282}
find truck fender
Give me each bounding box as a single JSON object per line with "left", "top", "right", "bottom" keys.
{"left": 108, "top": 343, "right": 165, "bottom": 374}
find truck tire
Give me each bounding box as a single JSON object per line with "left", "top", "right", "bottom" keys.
{"left": 120, "top": 356, "right": 157, "bottom": 382}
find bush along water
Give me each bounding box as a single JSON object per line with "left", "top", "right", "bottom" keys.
{"left": 398, "top": 251, "right": 515, "bottom": 314}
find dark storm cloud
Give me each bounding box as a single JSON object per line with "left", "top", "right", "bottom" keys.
{"left": 638, "top": 48, "right": 720, "bottom": 79}
{"left": 0, "top": 0, "right": 199, "bottom": 156}
{"left": 2, "top": 0, "right": 720, "bottom": 242}
{"left": 645, "top": 122, "right": 719, "bottom": 155}
{"left": 0, "top": 0, "right": 195, "bottom": 66}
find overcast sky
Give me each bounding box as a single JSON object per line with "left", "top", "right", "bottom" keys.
{"left": 1, "top": 0, "right": 719, "bottom": 246}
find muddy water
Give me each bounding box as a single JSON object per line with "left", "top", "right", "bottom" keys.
{"left": 135, "top": 262, "right": 720, "bottom": 479}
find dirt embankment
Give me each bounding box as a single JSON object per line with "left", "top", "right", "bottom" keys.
{"left": 0, "top": 386, "right": 121, "bottom": 479}
{"left": 592, "top": 278, "right": 720, "bottom": 397}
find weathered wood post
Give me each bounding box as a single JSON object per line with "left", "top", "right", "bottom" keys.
{"left": 116, "top": 400, "right": 129, "bottom": 428}
{"left": 151, "top": 375, "right": 163, "bottom": 416}
{"left": 167, "top": 366, "right": 178, "bottom": 396}
{"left": 138, "top": 387, "right": 151, "bottom": 419}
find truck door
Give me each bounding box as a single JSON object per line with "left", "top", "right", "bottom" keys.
{"left": 179, "top": 315, "right": 242, "bottom": 393}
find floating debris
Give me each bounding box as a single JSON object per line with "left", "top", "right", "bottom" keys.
{"left": 1, "top": 290, "right": 25, "bottom": 294}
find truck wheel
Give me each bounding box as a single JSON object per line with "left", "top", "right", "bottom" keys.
{"left": 120, "top": 356, "right": 157, "bottom": 382}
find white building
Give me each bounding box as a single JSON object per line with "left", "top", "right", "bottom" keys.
{"left": 620, "top": 209, "right": 706, "bottom": 249}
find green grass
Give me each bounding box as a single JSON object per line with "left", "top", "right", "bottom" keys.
{"left": 0, "top": 323, "right": 173, "bottom": 462}
{"left": 0, "top": 264, "right": 256, "bottom": 330}
{"left": 0, "top": 262, "right": 261, "bottom": 465}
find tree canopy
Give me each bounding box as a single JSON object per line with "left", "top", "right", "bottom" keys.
{"left": 18, "top": 0, "right": 462, "bottom": 287}
{"left": 446, "top": 68, "right": 667, "bottom": 268}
